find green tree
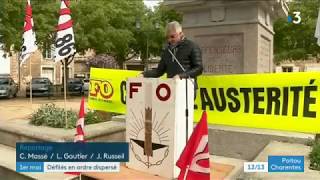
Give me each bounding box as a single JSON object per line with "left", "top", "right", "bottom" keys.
{"left": 0, "top": 0, "right": 59, "bottom": 53}
{"left": 0, "top": 0, "right": 182, "bottom": 68}
{"left": 72, "top": 0, "right": 145, "bottom": 67}
{"left": 132, "top": 3, "right": 182, "bottom": 64}
{"left": 274, "top": 0, "right": 320, "bottom": 63}
{"left": 0, "top": 0, "right": 25, "bottom": 53}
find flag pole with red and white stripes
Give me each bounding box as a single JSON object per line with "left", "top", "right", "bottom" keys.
{"left": 54, "top": 0, "right": 76, "bottom": 129}
{"left": 75, "top": 97, "right": 85, "bottom": 142}
{"left": 65, "top": 97, "right": 85, "bottom": 177}
{"left": 20, "top": 0, "right": 37, "bottom": 108}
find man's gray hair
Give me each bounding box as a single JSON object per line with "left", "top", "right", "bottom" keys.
{"left": 166, "top": 21, "right": 182, "bottom": 36}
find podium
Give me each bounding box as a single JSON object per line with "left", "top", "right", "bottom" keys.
{"left": 126, "top": 78, "right": 194, "bottom": 179}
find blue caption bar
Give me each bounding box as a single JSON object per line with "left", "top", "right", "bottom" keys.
{"left": 16, "top": 162, "right": 44, "bottom": 172}
{"left": 268, "top": 156, "right": 304, "bottom": 172}
{"left": 16, "top": 142, "right": 129, "bottom": 162}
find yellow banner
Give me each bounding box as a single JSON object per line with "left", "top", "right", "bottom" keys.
{"left": 88, "top": 68, "right": 140, "bottom": 114}
{"left": 194, "top": 72, "right": 320, "bottom": 133}
{"left": 89, "top": 68, "right": 320, "bottom": 133}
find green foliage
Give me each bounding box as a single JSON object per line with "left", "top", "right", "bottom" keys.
{"left": 0, "top": 0, "right": 182, "bottom": 67}
{"left": 132, "top": 3, "right": 182, "bottom": 63}
{"left": 0, "top": 0, "right": 25, "bottom": 52}
{"left": 85, "top": 110, "right": 105, "bottom": 125}
{"left": 72, "top": 0, "right": 143, "bottom": 60}
{"left": 0, "top": 0, "right": 59, "bottom": 52}
{"left": 30, "top": 103, "right": 76, "bottom": 128}
{"left": 309, "top": 141, "right": 320, "bottom": 170}
{"left": 274, "top": 0, "right": 320, "bottom": 62}
{"left": 29, "top": 103, "right": 106, "bottom": 129}
{"left": 32, "top": 0, "right": 59, "bottom": 50}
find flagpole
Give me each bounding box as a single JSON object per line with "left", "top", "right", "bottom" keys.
{"left": 315, "top": 8, "right": 320, "bottom": 141}
{"left": 55, "top": 0, "right": 76, "bottom": 129}
{"left": 29, "top": 54, "right": 32, "bottom": 108}
{"left": 18, "top": 53, "right": 21, "bottom": 92}
{"left": 183, "top": 165, "right": 189, "bottom": 180}
{"left": 185, "top": 78, "right": 188, "bottom": 144}
{"left": 64, "top": 58, "right": 67, "bottom": 129}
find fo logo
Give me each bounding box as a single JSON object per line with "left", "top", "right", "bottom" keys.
{"left": 89, "top": 79, "right": 114, "bottom": 99}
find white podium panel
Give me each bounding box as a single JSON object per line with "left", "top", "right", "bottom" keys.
{"left": 126, "top": 78, "right": 194, "bottom": 179}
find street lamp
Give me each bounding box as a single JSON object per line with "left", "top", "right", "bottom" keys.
{"left": 136, "top": 18, "right": 159, "bottom": 71}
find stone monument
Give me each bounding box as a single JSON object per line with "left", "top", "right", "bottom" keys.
{"left": 165, "top": 0, "right": 288, "bottom": 74}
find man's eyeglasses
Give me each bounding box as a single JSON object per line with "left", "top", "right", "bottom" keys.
{"left": 167, "top": 33, "right": 179, "bottom": 39}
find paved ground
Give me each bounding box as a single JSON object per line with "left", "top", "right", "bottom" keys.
{"left": 0, "top": 96, "right": 86, "bottom": 121}
{"left": 239, "top": 141, "right": 320, "bottom": 180}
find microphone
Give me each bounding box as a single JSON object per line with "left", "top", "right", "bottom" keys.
{"left": 167, "top": 48, "right": 195, "bottom": 85}
{"left": 168, "top": 48, "right": 186, "bottom": 72}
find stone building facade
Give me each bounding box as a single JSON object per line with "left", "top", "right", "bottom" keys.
{"left": 10, "top": 49, "right": 94, "bottom": 84}
{"left": 275, "top": 60, "right": 320, "bottom": 73}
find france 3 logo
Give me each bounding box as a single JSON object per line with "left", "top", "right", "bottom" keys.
{"left": 288, "top": 11, "right": 301, "bottom": 24}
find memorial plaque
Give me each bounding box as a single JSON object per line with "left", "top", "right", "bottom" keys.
{"left": 195, "top": 34, "right": 244, "bottom": 74}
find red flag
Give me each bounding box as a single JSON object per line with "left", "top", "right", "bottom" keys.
{"left": 176, "top": 111, "right": 210, "bottom": 180}
{"left": 65, "top": 97, "right": 85, "bottom": 176}
{"left": 20, "top": 0, "right": 37, "bottom": 64}
{"left": 74, "top": 96, "right": 85, "bottom": 142}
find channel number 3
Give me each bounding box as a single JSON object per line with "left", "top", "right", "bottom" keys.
{"left": 292, "top": 11, "right": 301, "bottom": 24}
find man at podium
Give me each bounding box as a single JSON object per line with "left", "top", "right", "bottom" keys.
{"left": 142, "top": 21, "right": 203, "bottom": 96}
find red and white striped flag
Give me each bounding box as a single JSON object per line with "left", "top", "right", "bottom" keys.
{"left": 74, "top": 97, "right": 85, "bottom": 142}
{"left": 176, "top": 111, "right": 210, "bottom": 180}
{"left": 20, "top": 0, "right": 37, "bottom": 64}
{"left": 54, "top": 0, "right": 76, "bottom": 62}
{"left": 65, "top": 97, "right": 85, "bottom": 176}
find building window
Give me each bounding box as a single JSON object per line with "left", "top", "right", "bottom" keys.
{"left": 42, "top": 44, "right": 55, "bottom": 59}
{"left": 282, "top": 66, "right": 293, "bottom": 72}
{"left": 42, "top": 67, "right": 54, "bottom": 84}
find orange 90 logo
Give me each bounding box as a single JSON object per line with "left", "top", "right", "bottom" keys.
{"left": 89, "top": 79, "right": 114, "bottom": 99}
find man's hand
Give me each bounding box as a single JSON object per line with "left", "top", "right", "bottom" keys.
{"left": 173, "top": 74, "right": 181, "bottom": 80}
{"left": 137, "top": 73, "right": 144, "bottom": 77}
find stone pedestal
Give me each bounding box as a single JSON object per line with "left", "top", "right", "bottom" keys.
{"left": 165, "top": 0, "right": 288, "bottom": 74}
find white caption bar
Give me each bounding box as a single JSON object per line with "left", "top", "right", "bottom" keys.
{"left": 244, "top": 162, "right": 268, "bottom": 172}
{"left": 43, "top": 162, "right": 120, "bottom": 172}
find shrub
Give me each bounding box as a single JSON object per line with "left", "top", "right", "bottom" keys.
{"left": 30, "top": 103, "right": 106, "bottom": 129}
{"left": 309, "top": 141, "right": 320, "bottom": 171}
